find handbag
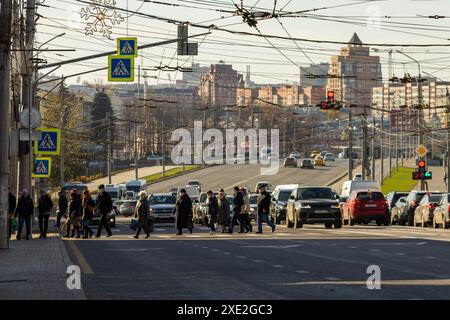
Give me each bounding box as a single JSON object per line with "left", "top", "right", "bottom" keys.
{"left": 143, "top": 218, "right": 154, "bottom": 234}
{"left": 11, "top": 217, "right": 17, "bottom": 232}
{"left": 129, "top": 218, "right": 139, "bottom": 231}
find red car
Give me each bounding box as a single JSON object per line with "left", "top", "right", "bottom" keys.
{"left": 342, "top": 190, "right": 389, "bottom": 226}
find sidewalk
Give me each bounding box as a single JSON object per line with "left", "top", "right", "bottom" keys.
{"left": 419, "top": 166, "right": 447, "bottom": 192}
{"left": 0, "top": 231, "right": 86, "bottom": 300}
{"left": 85, "top": 165, "right": 179, "bottom": 190}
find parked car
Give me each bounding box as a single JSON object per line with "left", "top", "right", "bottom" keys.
{"left": 286, "top": 187, "right": 342, "bottom": 229}
{"left": 124, "top": 191, "right": 137, "bottom": 200}
{"left": 91, "top": 206, "right": 116, "bottom": 228}
{"left": 283, "top": 157, "right": 297, "bottom": 167}
{"left": 413, "top": 193, "right": 442, "bottom": 227}
{"left": 314, "top": 157, "right": 325, "bottom": 167}
{"left": 113, "top": 200, "right": 125, "bottom": 215}
{"left": 433, "top": 193, "right": 450, "bottom": 229}
{"left": 324, "top": 153, "right": 335, "bottom": 162}
{"left": 289, "top": 152, "right": 301, "bottom": 160}
{"left": 390, "top": 196, "right": 408, "bottom": 225}
{"left": 119, "top": 200, "right": 138, "bottom": 217}
{"left": 386, "top": 191, "right": 409, "bottom": 216}
{"left": 192, "top": 192, "right": 211, "bottom": 226}
{"left": 342, "top": 190, "right": 389, "bottom": 226}
{"left": 249, "top": 193, "right": 258, "bottom": 221}
{"left": 149, "top": 193, "right": 177, "bottom": 224}
{"left": 400, "top": 191, "right": 439, "bottom": 226}
{"left": 169, "top": 187, "right": 179, "bottom": 197}
{"left": 186, "top": 180, "right": 202, "bottom": 193}
{"left": 254, "top": 181, "right": 272, "bottom": 193}
{"left": 270, "top": 184, "right": 299, "bottom": 224}
{"left": 300, "top": 158, "right": 314, "bottom": 169}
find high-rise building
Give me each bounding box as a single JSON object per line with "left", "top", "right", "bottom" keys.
{"left": 300, "top": 63, "right": 329, "bottom": 87}
{"left": 327, "top": 33, "right": 382, "bottom": 112}
{"left": 200, "top": 63, "right": 244, "bottom": 107}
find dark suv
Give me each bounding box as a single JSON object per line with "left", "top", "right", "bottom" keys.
{"left": 286, "top": 187, "right": 342, "bottom": 229}
{"left": 400, "top": 191, "right": 440, "bottom": 226}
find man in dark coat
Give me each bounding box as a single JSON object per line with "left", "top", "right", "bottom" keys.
{"left": 65, "top": 190, "right": 82, "bottom": 238}
{"left": 175, "top": 189, "right": 193, "bottom": 235}
{"left": 256, "top": 185, "right": 276, "bottom": 234}
{"left": 15, "top": 189, "right": 34, "bottom": 240}
{"left": 38, "top": 190, "right": 54, "bottom": 238}
{"left": 228, "top": 186, "right": 244, "bottom": 234}
{"left": 95, "top": 184, "right": 113, "bottom": 238}
{"left": 8, "top": 192, "right": 16, "bottom": 239}
{"left": 134, "top": 191, "right": 151, "bottom": 239}
{"left": 55, "top": 189, "right": 68, "bottom": 227}
{"left": 206, "top": 190, "right": 218, "bottom": 234}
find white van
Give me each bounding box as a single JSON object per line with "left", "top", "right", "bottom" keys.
{"left": 125, "top": 180, "right": 146, "bottom": 193}
{"left": 340, "top": 180, "right": 381, "bottom": 198}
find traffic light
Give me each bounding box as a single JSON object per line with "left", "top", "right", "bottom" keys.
{"left": 413, "top": 161, "right": 432, "bottom": 180}
{"left": 418, "top": 160, "right": 426, "bottom": 173}
{"left": 327, "top": 90, "right": 335, "bottom": 103}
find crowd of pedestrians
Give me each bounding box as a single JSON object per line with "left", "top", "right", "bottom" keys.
{"left": 7, "top": 182, "right": 276, "bottom": 241}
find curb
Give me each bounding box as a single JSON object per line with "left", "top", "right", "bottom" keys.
{"left": 326, "top": 170, "right": 349, "bottom": 188}
{"left": 145, "top": 165, "right": 210, "bottom": 187}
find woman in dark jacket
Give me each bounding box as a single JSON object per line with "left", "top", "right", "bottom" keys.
{"left": 217, "top": 189, "right": 229, "bottom": 233}
{"left": 134, "top": 191, "right": 150, "bottom": 239}
{"left": 65, "top": 190, "right": 82, "bottom": 238}
{"left": 81, "top": 189, "right": 95, "bottom": 239}
{"left": 15, "top": 189, "right": 34, "bottom": 240}
{"left": 206, "top": 190, "right": 218, "bottom": 234}
{"left": 175, "top": 189, "right": 193, "bottom": 235}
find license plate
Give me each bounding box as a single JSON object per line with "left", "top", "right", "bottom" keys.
{"left": 315, "top": 210, "right": 328, "bottom": 214}
{"left": 365, "top": 204, "right": 377, "bottom": 208}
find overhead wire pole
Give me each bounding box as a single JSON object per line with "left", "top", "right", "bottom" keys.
{"left": 0, "top": 0, "right": 13, "bottom": 249}
{"left": 348, "top": 108, "right": 353, "bottom": 180}
{"left": 19, "top": 0, "right": 36, "bottom": 205}
{"left": 396, "top": 50, "right": 425, "bottom": 190}
{"left": 107, "top": 112, "right": 111, "bottom": 184}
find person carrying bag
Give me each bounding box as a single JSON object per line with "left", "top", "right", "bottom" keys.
{"left": 133, "top": 191, "right": 151, "bottom": 239}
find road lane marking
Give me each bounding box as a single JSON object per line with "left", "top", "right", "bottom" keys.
{"left": 237, "top": 256, "right": 247, "bottom": 259}
{"left": 272, "top": 265, "right": 284, "bottom": 268}
{"left": 296, "top": 270, "right": 310, "bottom": 274}
{"left": 252, "top": 260, "right": 263, "bottom": 263}
{"left": 65, "top": 240, "right": 94, "bottom": 275}
{"left": 271, "top": 279, "right": 450, "bottom": 286}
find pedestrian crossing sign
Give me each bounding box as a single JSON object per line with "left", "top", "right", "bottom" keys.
{"left": 32, "top": 157, "right": 52, "bottom": 178}
{"left": 34, "top": 128, "right": 60, "bottom": 155}
{"left": 117, "top": 37, "right": 137, "bottom": 57}
{"left": 108, "top": 55, "right": 134, "bottom": 82}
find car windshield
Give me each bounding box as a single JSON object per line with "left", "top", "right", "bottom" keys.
{"left": 303, "top": 160, "right": 311, "bottom": 164}
{"left": 199, "top": 193, "right": 207, "bottom": 202}
{"left": 429, "top": 195, "right": 442, "bottom": 203}
{"left": 392, "top": 193, "right": 408, "bottom": 203}
{"left": 250, "top": 195, "right": 258, "bottom": 204}
{"left": 297, "top": 188, "right": 334, "bottom": 200}
{"left": 356, "top": 192, "right": 385, "bottom": 201}
{"left": 106, "top": 191, "right": 119, "bottom": 199}
{"left": 278, "top": 190, "right": 293, "bottom": 202}
{"left": 150, "top": 195, "right": 176, "bottom": 205}
{"left": 227, "top": 197, "right": 233, "bottom": 205}
{"left": 187, "top": 181, "right": 199, "bottom": 185}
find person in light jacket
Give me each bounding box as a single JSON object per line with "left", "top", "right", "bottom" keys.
{"left": 134, "top": 191, "right": 150, "bottom": 239}
{"left": 217, "top": 189, "right": 229, "bottom": 233}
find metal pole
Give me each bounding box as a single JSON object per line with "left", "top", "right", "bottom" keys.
{"left": 107, "top": 112, "right": 111, "bottom": 184}
{"left": 348, "top": 108, "right": 353, "bottom": 180}
{"left": 389, "top": 118, "right": 392, "bottom": 178}
{"left": 134, "top": 121, "right": 138, "bottom": 180}
{"left": 446, "top": 89, "right": 450, "bottom": 193}
{"left": 60, "top": 77, "right": 65, "bottom": 188}
{"left": 162, "top": 132, "right": 166, "bottom": 177}
{"left": 380, "top": 108, "right": 384, "bottom": 184}
{"left": 0, "top": 0, "right": 12, "bottom": 249}
{"left": 38, "top": 32, "right": 210, "bottom": 70}
{"left": 371, "top": 117, "right": 375, "bottom": 181}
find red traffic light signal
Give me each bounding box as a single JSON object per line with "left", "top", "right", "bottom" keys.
{"left": 320, "top": 101, "right": 328, "bottom": 109}
{"left": 327, "top": 90, "right": 335, "bottom": 103}
{"left": 418, "top": 160, "right": 425, "bottom": 168}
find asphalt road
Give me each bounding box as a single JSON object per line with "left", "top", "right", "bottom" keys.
{"left": 146, "top": 160, "right": 348, "bottom": 194}
{"left": 65, "top": 221, "right": 450, "bottom": 300}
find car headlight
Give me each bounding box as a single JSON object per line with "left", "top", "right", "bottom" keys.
{"left": 331, "top": 204, "right": 341, "bottom": 209}
{"left": 300, "top": 204, "right": 311, "bottom": 208}
{"left": 276, "top": 205, "right": 286, "bottom": 210}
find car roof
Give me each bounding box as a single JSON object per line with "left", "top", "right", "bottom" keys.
{"left": 275, "top": 184, "right": 299, "bottom": 190}
{"left": 151, "top": 193, "right": 175, "bottom": 197}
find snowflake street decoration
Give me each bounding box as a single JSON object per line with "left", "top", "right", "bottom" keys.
{"left": 80, "top": 0, "right": 124, "bottom": 40}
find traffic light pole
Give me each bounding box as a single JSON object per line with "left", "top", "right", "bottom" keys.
{"left": 348, "top": 109, "right": 353, "bottom": 180}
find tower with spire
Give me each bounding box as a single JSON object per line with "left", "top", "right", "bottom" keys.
{"left": 326, "top": 33, "right": 382, "bottom": 113}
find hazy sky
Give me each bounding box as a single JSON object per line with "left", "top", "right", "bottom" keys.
{"left": 35, "top": 0, "right": 450, "bottom": 86}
